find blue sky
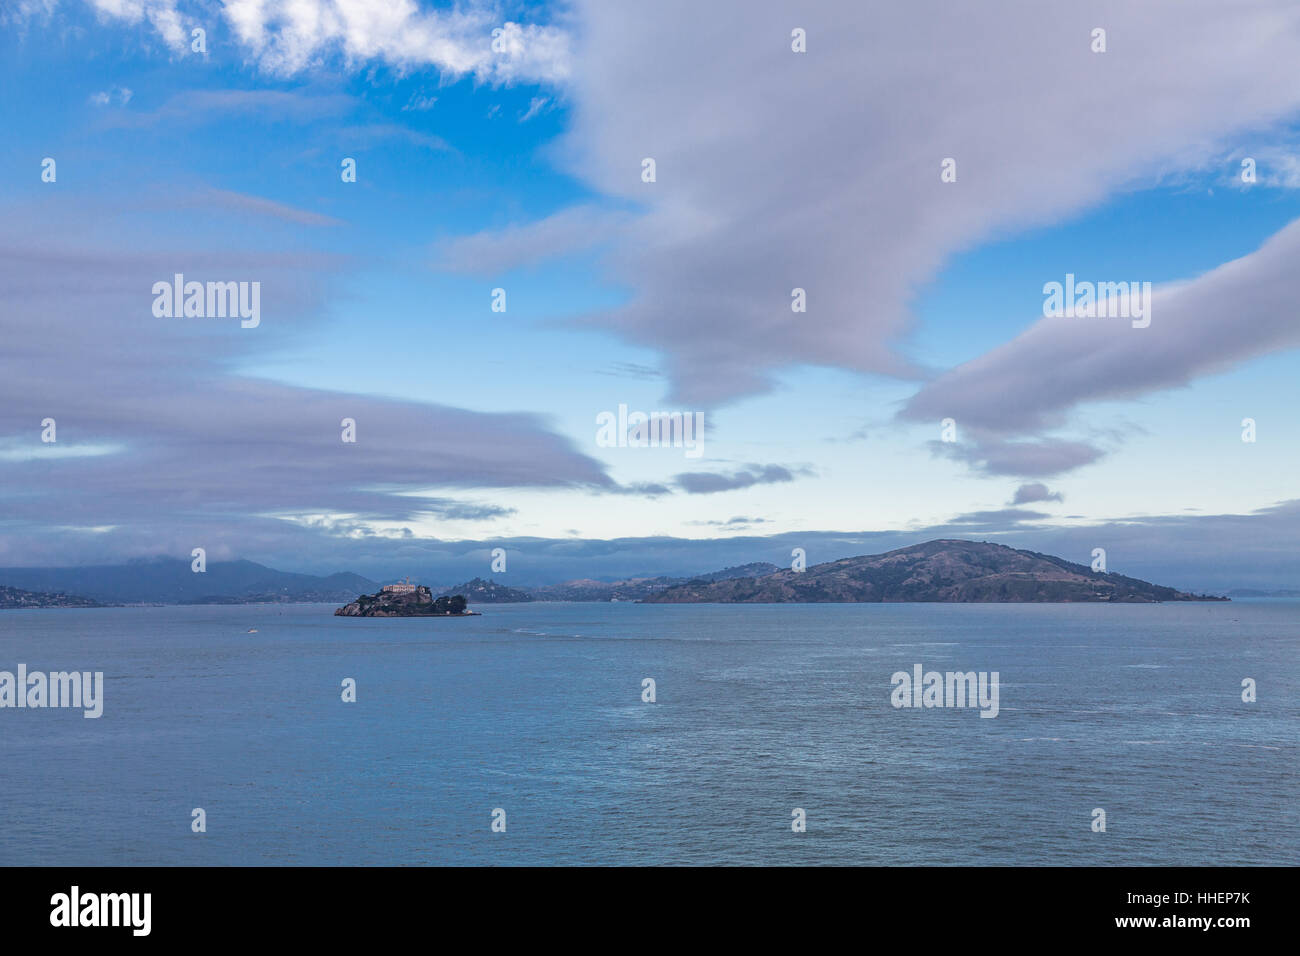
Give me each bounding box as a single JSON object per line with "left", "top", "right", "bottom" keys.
{"left": 3, "top": 0, "right": 1300, "bottom": 589}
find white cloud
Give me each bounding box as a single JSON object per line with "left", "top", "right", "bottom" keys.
{"left": 519, "top": 95, "right": 550, "bottom": 122}
{"left": 402, "top": 91, "right": 439, "bottom": 112}
{"left": 89, "top": 85, "right": 133, "bottom": 106}
{"left": 0, "top": 0, "right": 58, "bottom": 23}
{"left": 87, "top": 0, "right": 189, "bottom": 51}
{"left": 35, "top": 1, "right": 569, "bottom": 81}
{"left": 548, "top": 0, "right": 1300, "bottom": 405}
{"left": 219, "top": 0, "right": 569, "bottom": 82}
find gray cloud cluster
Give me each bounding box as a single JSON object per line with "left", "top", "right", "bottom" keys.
{"left": 929, "top": 435, "right": 1106, "bottom": 478}
{"left": 943, "top": 508, "right": 1051, "bottom": 528}
{"left": 1010, "top": 483, "right": 1064, "bottom": 505}
{"left": 533, "top": 0, "right": 1300, "bottom": 424}
{"left": 672, "top": 464, "right": 803, "bottom": 495}
{"left": 608, "top": 464, "right": 810, "bottom": 498}
{"left": 0, "top": 192, "right": 612, "bottom": 565}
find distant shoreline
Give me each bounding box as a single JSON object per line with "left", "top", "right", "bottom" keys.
{"left": 3, "top": 597, "right": 1264, "bottom": 610}
{"left": 0, "top": 540, "right": 1264, "bottom": 606}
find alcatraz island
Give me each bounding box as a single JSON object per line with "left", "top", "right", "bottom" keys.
{"left": 334, "top": 579, "right": 479, "bottom": 617}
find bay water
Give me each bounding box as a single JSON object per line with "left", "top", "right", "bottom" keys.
{"left": 0, "top": 600, "right": 1294, "bottom": 865}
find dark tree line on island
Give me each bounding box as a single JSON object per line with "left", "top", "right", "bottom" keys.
{"left": 433, "top": 594, "right": 467, "bottom": 614}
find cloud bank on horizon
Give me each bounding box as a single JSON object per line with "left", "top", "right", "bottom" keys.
{"left": 2, "top": 0, "right": 1300, "bottom": 585}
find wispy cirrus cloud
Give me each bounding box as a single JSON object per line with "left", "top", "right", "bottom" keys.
{"left": 97, "top": 88, "right": 358, "bottom": 129}
{"left": 519, "top": 95, "right": 551, "bottom": 122}
{"left": 433, "top": 204, "right": 632, "bottom": 276}
{"left": 89, "top": 84, "right": 132, "bottom": 105}
{"left": 687, "top": 515, "right": 770, "bottom": 528}
{"left": 902, "top": 218, "right": 1300, "bottom": 476}
{"left": 194, "top": 189, "right": 342, "bottom": 227}
{"left": 401, "top": 91, "right": 438, "bottom": 112}
{"left": 335, "top": 122, "right": 453, "bottom": 152}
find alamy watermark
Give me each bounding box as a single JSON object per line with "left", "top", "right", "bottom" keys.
{"left": 596, "top": 403, "right": 704, "bottom": 458}
{"left": 152, "top": 274, "right": 260, "bottom": 328}
{"left": 1043, "top": 274, "right": 1151, "bottom": 328}
{"left": 890, "top": 663, "right": 999, "bottom": 718}
{"left": 0, "top": 665, "right": 103, "bottom": 718}
{"left": 50, "top": 886, "right": 150, "bottom": 936}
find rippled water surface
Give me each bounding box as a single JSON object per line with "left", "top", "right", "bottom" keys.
{"left": 1, "top": 600, "right": 1295, "bottom": 865}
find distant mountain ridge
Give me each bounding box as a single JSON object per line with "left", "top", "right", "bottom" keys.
{"left": 439, "top": 577, "right": 534, "bottom": 603}
{"left": 693, "top": 561, "right": 782, "bottom": 582}
{"left": 0, "top": 559, "right": 378, "bottom": 604}
{"left": 530, "top": 562, "right": 781, "bottom": 602}
{"left": 641, "top": 540, "right": 1227, "bottom": 603}
{"left": 0, "top": 545, "right": 1234, "bottom": 606}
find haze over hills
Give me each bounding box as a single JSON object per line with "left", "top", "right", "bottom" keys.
{"left": 642, "top": 540, "right": 1227, "bottom": 603}
{"left": 0, "top": 560, "right": 379, "bottom": 605}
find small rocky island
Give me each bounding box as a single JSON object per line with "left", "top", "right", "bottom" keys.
{"left": 334, "top": 582, "right": 478, "bottom": 617}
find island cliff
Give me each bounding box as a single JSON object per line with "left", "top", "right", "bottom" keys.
{"left": 334, "top": 585, "right": 477, "bottom": 617}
